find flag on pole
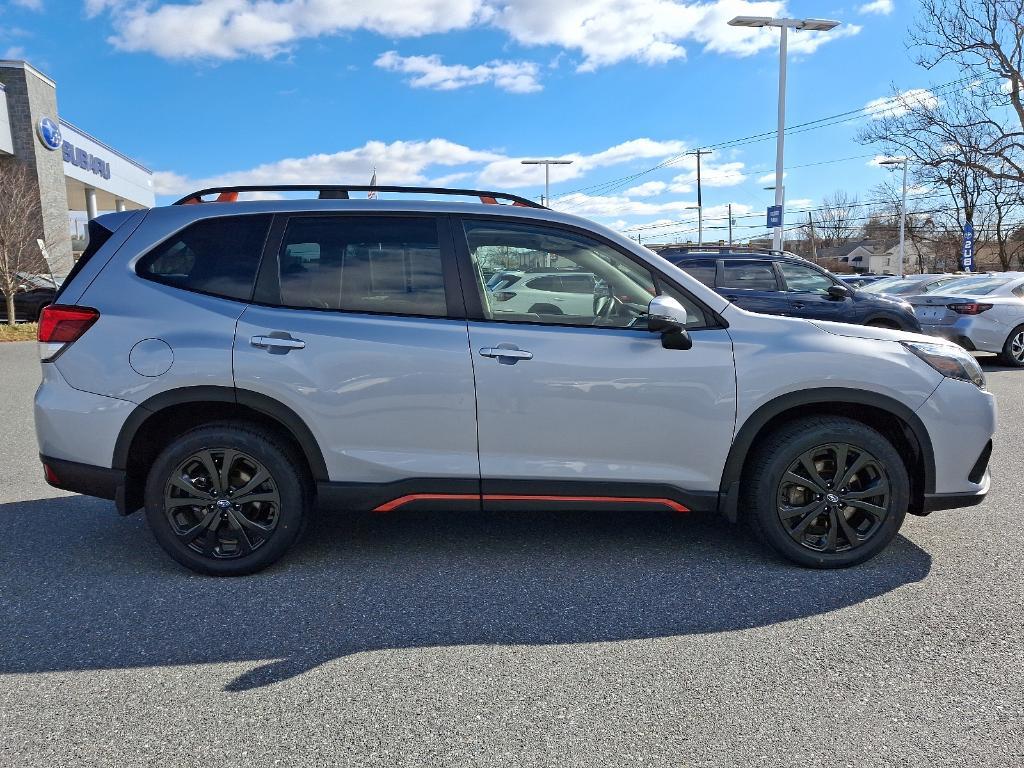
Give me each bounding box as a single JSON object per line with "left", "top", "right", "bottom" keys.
{"left": 368, "top": 169, "right": 377, "bottom": 199}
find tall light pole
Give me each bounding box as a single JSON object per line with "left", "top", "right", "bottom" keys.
{"left": 521, "top": 159, "right": 573, "bottom": 206}
{"left": 879, "top": 157, "right": 908, "bottom": 277}
{"left": 686, "top": 148, "right": 712, "bottom": 245}
{"left": 728, "top": 16, "right": 840, "bottom": 251}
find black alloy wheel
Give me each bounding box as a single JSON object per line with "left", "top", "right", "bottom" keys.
{"left": 744, "top": 416, "right": 908, "bottom": 568}
{"left": 163, "top": 448, "right": 281, "bottom": 559}
{"left": 776, "top": 443, "right": 890, "bottom": 554}
{"left": 145, "top": 424, "right": 307, "bottom": 576}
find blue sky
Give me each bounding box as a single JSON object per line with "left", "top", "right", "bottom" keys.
{"left": 1, "top": 0, "right": 957, "bottom": 241}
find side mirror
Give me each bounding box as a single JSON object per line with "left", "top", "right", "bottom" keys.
{"left": 647, "top": 295, "right": 693, "bottom": 350}
{"left": 827, "top": 284, "right": 851, "bottom": 300}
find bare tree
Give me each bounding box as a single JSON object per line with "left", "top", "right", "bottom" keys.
{"left": 907, "top": 0, "right": 1024, "bottom": 185}
{"left": 814, "top": 191, "right": 860, "bottom": 248}
{"left": 0, "top": 161, "right": 48, "bottom": 326}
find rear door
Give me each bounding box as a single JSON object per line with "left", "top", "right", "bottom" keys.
{"left": 233, "top": 213, "right": 479, "bottom": 501}
{"left": 715, "top": 259, "right": 790, "bottom": 316}
{"left": 455, "top": 216, "right": 737, "bottom": 511}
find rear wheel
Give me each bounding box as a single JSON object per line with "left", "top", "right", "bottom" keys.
{"left": 999, "top": 324, "right": 1024, "bottom": 367}
{"left": 743, "top": 416, "right": 908, "bottom": 568}
{"left": 144, "top": 424, "right": 308, "bottom": 576}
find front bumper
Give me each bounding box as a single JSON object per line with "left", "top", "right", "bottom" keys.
{"left": 915, "top": 377, "right": 996, "bottom": 509}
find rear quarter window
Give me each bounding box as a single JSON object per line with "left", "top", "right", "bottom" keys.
{"left": 718, "top": 261, "right": 779, "bottom": 291}
{"left": 136, "top": 214, "right": 272, "bottom": 301}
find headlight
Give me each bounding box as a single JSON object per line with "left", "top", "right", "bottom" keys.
{"left": 901, "top": 341, "right": 986, "bottom": 389}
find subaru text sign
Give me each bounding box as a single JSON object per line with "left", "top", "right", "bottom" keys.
{"left": 767, "top": 205, "right": 783, "bottom": 228}
{"left": 36, "top": 116, "right": 62, "bottom": 151}
{"left": 961, "top": 222, "right": 974, "bottom": 272}
{"left": 62, "top": 140, "right": 111, "bottom": 180}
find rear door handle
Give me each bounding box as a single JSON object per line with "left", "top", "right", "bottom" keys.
{"left": 479, "top": 346, "right": 533, "bottom": 362}
{"left": 251, "top": 335, "right": 306, "bottom": 351}
{"left": 792, "top": 302, "right": 806, "bottom": 309}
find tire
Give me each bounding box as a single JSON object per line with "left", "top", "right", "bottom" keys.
{"left": 999, "top": 324, "right": 1024, "bottom": 367}
{"left": 742, "top": 416, "right": 908, "bottom": 568}
{"left": 144, "top": 423, "right": 309, "bottom": 576}
{"left": 528, "top": 303, "right": 562, "bottom": 315}
{"left": 865, "top": 319, "right": 900, "bottom": 330}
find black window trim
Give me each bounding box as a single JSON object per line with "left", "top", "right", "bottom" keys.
{"left": 134, "top": 212, "right": 275, "bottom": 305}
{"left": 251, "top": 210, "right": 466, "bottom": 321}
{"left": 451, "top": 213, "right": 727, "bottom": 332}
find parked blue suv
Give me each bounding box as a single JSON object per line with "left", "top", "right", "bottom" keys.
{"left": 657, "top": 248, "right": 920, "bottom": 331}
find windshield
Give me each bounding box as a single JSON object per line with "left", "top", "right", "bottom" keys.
{"left": 860, "top": 277, "right": 909, "bottom": 294}
{"left": 926, "top": 276, "right": 1007, "bottom": 296}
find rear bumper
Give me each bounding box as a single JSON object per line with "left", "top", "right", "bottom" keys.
{"left": 918, "top": 315, "right": 1006, "bottom": 353}
{"left": 40, "top": 455, "right": 124, "bottom": 501}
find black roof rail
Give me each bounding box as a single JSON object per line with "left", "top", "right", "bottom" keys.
{"left": 648, "top": 244, "right": 792, "bottom": 257}
{"left": 172, "top": 184, "right": 546, "bottom": 209}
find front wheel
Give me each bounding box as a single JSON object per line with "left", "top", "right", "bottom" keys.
{"left": 999, "top": 324, "right": 1024, "bottom": 367}
{"left": 144, "top": 424, "right": 308, "bottom": 576}
{"left": 743, "top": 416, "right": 908, "bottom": 568}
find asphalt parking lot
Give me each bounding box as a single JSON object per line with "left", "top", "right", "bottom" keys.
{"left": 0, "top": 340, "right": 1021, "bottom": 767}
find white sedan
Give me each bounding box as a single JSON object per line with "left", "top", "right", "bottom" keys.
{"left": 910, "top": 273, "right": 1024, "bottom": 365}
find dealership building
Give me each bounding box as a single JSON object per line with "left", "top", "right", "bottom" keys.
{"left": 0, "top": 59, "right": 154, "bottom": 276}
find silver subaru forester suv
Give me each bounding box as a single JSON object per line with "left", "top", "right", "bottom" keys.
{"left": 35, "top": 185, "right": 996, "bottom": 576}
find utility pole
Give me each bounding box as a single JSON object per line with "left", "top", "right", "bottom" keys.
{"left": 807, "top": 211, "right": 818, "bottom": 263}
{"left": 728, "top": 203, "right": 734, "bottom": 246}
{"left": 686, "top": 148, "right": 712, "bottom": 245}
{"left": 521, "top": 159, "right": 573, "bottom": 206}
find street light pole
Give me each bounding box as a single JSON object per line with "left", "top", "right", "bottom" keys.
{"left": 728, "top": 16, "right": 840, "bottom": 252}
{"left": 521, "top": 159, "right": 574, "bottom": 206}
{"left": 880, "top": 157, "right": 908, "bottom": 277}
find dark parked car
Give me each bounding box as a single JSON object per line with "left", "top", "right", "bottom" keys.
{"left": 0, "top": 273, "right": 58, "bottom": 322}
{"left": 838, "top": 274, "right": 892, "bottom": 288}
{"left": 658, "top": 249, "right": 920, "bottom": 331}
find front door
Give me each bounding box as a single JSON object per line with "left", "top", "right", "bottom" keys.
{"left": 455, "top": 217, "right": 737, "bottom": 513}
{"left": 233, "top": 213, "right": 479, "bottom": 506}
{"left": 777, "top": 262, "right": 851, "bottom": 322}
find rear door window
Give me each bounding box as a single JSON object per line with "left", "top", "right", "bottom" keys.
{"left": 275, "top": 216, "right": 447, "bottom": 317}
{"left": 677, "top": 259, "right": 717, "bottom": 287}
{"left": 718, "top": 261, "right": 779, "bottom": 291}
{"left": 137, "top": 214, "right": 272, "bottom": 301}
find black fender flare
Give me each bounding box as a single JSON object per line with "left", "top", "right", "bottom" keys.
{"left": 718, "top": 387, "right": 936, "bottom": 520}
{"left": 112, "top": 385, "right": 329, "bottom": 481}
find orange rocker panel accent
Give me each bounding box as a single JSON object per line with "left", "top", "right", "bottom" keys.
{"left": 373, "top": 494, "right": 690, "bottom": 514}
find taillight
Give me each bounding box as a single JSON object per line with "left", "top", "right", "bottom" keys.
{"left": 37, "top": 305, "right": 99, "bottom": 362}
{"left": 492, "top": 291, "right": 517, "bottom": 302}
{"left": 947, "top": 302, "right": 992, "bottom": 315}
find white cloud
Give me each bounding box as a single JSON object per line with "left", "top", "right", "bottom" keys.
{"left": 2, "top": 46, "right": 27, "bottom": 59}
{"left": 756, "top": 171, "right": 786, "bottom": 185}
{"left": 858, "top": 0, "right": 893, "bottom": 14}
{"left": 551, "top": 192, "right": 698, "bottom": 218}
{"left": 786, "top": 198, "right": 813, "bottom": 209}
{"left": 670, "top": 160, "right": 747, "bottom": 189}
{"left": 374, "top": 51, "right": 541, "bottom": 93}
{"left": 624, "top": 181, "right": 668, "bottom": 197}
{"left": 864, "top": 88, "right": 939, "bottom": 119}
{"left": 87, "top": 1, "right": 857, "bottom": 67}
{"left": 153, "top": 138, "right": 504, "bottom": 196}
{"left": 153, "top": 136, "right": 691, "bottom": 201}
{"left": 10, "top": 0, "right": 42, "bottom": 10}
{"left": 478, "top": 137, "right": 687, "bottom": 188}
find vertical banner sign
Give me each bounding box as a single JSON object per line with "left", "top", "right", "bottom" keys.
{"left": 767, "top": 205, "right": 783, "bottom": 229}
{"left": 961, "top": 222, "right": 974, "bottom": 272}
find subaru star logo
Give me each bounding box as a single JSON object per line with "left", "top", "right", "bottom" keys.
{"left": 36, "top": 116, "right": 62, "bottom": 151}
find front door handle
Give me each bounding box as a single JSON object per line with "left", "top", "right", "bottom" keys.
{"left": 792, "top": 301, "right": 806, "bottom": 309}
{"left": 251, "top": 334, "right": 306, "bottom": 352}
{"left": 479, "top": 346, "right": 533, "bottom": 363}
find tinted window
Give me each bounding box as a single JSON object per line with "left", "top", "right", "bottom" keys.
{"left": 138, "top": 214, "right": 271, "bottom": 301}
{"left": 718, "top": 261, "right": 778, "bottom": 291}
{"left": 465, "top": 220, "right": 707, "bottom": 329}
{"left": 677, "top": 259, "right": 716, "bottom": 287}
{"left": 778, "top": 263, "right": 834, "bottom": 294}
{"left": 277, "top": 216, "right": 446, "bottom": 316}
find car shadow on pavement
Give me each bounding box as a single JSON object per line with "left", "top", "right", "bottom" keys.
{"left": 0, "top": 495, "right": 931, "bottom": 691}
